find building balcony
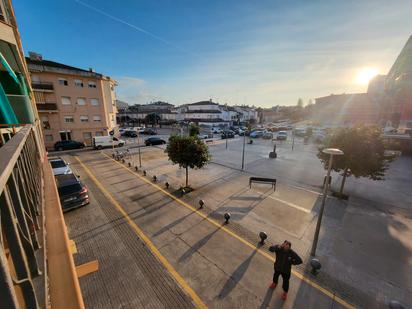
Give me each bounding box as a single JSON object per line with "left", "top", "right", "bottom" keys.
{"left": 31, "top": 81, "right": 54, "bottom": 92}
{"left": 36, "top": 102, "right": 58, "bottom": 112}
{"left": 0, "top": 124, "right": 84, "bottom": 308}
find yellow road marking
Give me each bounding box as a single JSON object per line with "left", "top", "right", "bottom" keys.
{"left": 99, "top": 153, "right": 355, "bottom": 309}
{"left": 74, "top": 156, "right": 207, "bottom": 309}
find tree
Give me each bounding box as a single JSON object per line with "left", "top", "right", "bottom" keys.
{"left": 165, "top": 135, "right": 211, "bottom": 188}
{"left": 317, "top": 125, "right": 393, "bottom": 196}
{"left": 189, "top": 123, "right": 200, "bottom": 136}
{"left": 145, "top": 113, "right": 161, "bottom": 127}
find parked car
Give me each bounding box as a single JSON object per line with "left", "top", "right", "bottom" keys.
{"left": 250, "top": 130, "right": 264, "bottom": 138}
{"left": 92, "top": 136, "right": 125, "bottom": 149}
{"left": 142, "top": 128, "right": 157, "bottom": 135}
{"left": 293, "top": 128, "right": 307, "bottom": 137}
{"left": 122, "top": 130, "right": 138, "bottom": 137}
{"left": 198, "top": 134, "right": 210, "bottom": 139}
{"left": 55, "top": 174, "right": 89, "bottom": 212}
{"left": 49, "top": 157, "right": 72, "bottom": 176}
{"left": 54, "top": 140, "right": 85, "bottom": 151}
{"left": 276, "top": 131, "right": 288, "bottom": 140}
{"left": 262, "top": 131, "right": 273, "bottom": 139}
{"left": 211, "top": 127, "right": 222, "bottom": 134}
{"left": 221, "top": 130, "right": 235, "bottom": 139}
{"left": 145, "top": 137, "right": 166, "bottom": 146}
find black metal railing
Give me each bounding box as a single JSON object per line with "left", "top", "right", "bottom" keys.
{"left": 0, "top": 125, "right": 43, "bottom": 308}
{"left": 31, "top": 82, "right": 54, "bottom": 91}
{"left": 36, "top": 102, "right": 58, "bottom": 111}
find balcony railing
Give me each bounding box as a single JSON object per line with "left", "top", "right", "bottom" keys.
{"left": 0, "top": 125, "right": 84, "bottom": 308}
{"left": 36, "top": 102, "right": 58, "bottom": 111}
{"left": 31, "top": 82, "right": 54, "bottom": 91}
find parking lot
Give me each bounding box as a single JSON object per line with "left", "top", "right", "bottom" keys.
{"left": 52, "top": 130, "right": 412, "bottom": 308}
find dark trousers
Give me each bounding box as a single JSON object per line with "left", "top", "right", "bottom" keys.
{"left": 273, "top": 270, "right": 290, "bottom": 292}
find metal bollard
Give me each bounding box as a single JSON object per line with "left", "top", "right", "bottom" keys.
{"left": 143, "top": 170, "right": 147, "bottom": 176}
{"left": 310, "top": 258, "right": 321, "bottom": 275}
{"left": 259, "top": 231, "right": 268, "bottom": 245}
{"left": 153, "top": 175, "right": 157, "bottom": 182}
{"left": 128, "top": 162, "right": 131, "bottom": 167}
{"left": 135, "top": 166, "right": 138, "bottom": 171}
{"left": 224, "top": 212, "right": 231, "bottom": 224}
{"left": 199, "top": 199, "right": 204, "bottom": 209}
{"left": 165, "top": 182, "right": 169, "bottom": 189}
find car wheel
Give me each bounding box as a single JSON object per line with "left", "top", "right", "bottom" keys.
{"left": 97, "top": 145, "right": 103, "bottom": 150}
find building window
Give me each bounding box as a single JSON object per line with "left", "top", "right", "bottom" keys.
{"left": 45, "top": 134, "right": 53, "bottom": 141}
{"left": 83, "top": 132, "right": 92, "bottom": 139}
{"left": 77, "top": 97, "right": 86, "bottom": 106}
{"left": 80, "top": 115, "right": 89, "bottom": 122}
{"left": 64, "top": 116, "right": 74, "bottom": 123}
{"left": 41, "top": 116, "right": 50, "bottom": 129}
{"left": 61, "top": 96, "right": 71, "bottom": 105}
{"left": 91, "top": 98, "right": 99, "bottom": 106}
{"left": 95, "top": 131, "right": 103, "bottom": 136}
{"left": 74, "top": 79, "right": 84, "bottom": 87}
{"left": 93, "top": 115, "right": 101, "bottom": 122}
{"left": 58, "top": 78, "right": 68, "bottom": 86}
{"left": 88, "top": 81, "right": 97, "bottom": 88}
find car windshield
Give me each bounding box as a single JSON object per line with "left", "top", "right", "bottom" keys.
{"left": 50, "top": 160, "right": 66, "bottom": 168}
{"left": 58, "top": 183, "right": 82, "bottom": 196}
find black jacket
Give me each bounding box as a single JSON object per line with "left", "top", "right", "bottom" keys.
{"left": 270, "top": 245, "right": 303, "bottom": 274}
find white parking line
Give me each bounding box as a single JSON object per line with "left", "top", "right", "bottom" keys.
{"left": 254, "top": 190, "right": 312, "bottom": 213}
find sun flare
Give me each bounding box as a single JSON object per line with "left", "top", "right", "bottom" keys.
{"left": 355, "top": 67, "right": 379, "bottom": 85}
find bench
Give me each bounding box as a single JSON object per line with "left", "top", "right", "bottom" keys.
{"left": 249, "top": 177, "right": 277, "bottom": 191}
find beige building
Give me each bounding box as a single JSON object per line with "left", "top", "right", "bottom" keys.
{"left": 26, "top": 52, "right": 117, "bottom": 149}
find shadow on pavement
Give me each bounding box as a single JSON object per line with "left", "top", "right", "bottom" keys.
{"left": 218, "top": 247, "right": 259, "bottom": 299}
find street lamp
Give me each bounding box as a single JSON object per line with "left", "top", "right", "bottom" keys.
{"left": 310, "top": 148, "right": 343, "bottom": 256}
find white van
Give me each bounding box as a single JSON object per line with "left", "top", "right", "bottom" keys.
{"left": 92, "top": 136, "right": 125, "bottom": 149}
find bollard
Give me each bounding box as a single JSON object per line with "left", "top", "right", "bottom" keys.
{"left": 199, "top": 199, "right": 204, "bottom": 209}
{"left": 388, "top": 300, "right": 405, "bottom": 309}
{"left": 224, "top": 212, "right": 231, "bottom": 224}
{"left": 143, "top": 170, "right": 147, "bottom": 176}
{"left": 128, "top": 162, "right": 131, "bottom": 167}
{"left": 122, "top": 158, "right": 125, "bottom": 163}
{"left": 181, "top": 188, "right": 186, "bottom": 196}
{"left": 153, "top": 175, "right": 157, "bottom": 182}
{"left": 259, "top": 231, "right": 268, "bottom": 245}
{"left": 135, "top": 166, "right": 138, "bottom": 171}
{"left": 310, "top": 258, "right": 321, "bottom": 275}
{"left": 112, "top": 153, "right": 115, "bottom": 158}
{"left": 165, "top": 182, "right": 169, "bottom": 189}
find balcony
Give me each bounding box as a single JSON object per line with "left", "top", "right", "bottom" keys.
{"left": 0, "top": 124, "right": 84, "bottom": 308}
{"left": 31, "top": 81, "right": 54, "bottom": 92}
{"left": 36, "top": 102, "right": 58, "bottom": 112}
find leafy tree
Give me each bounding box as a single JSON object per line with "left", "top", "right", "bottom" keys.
{"left": 145, "top": 113, "right": 161, "bottom": 127}
{"left": 189, "top": 124, "right": 200, "bottom": 136}
{"left": 165, "top": 135, "right": 211, "bottom": 187}
{"left": 317, "top": 125, "right": 393, "bottom": 196}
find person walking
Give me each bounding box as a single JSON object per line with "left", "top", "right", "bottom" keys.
{"left": 269, "top": 240, "right": 302, "bottom": 300}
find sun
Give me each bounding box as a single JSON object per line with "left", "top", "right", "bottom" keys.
{"left": 355, "top": 67, "right": 379, "bottom": 85}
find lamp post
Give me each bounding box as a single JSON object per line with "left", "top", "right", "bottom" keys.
{"left": 310, "top": 148, "right": 343, "bottom": 256}
{"left": 241, "top": 132, "right": 246, "bottom": 170}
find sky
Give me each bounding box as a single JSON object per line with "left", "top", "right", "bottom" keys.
{"left": 14, "top": 0, "right": 412, "bottom": 107}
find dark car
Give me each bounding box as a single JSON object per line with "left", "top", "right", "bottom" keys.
{"left": 142, "top": 128, "right": 157, "bottom": 135}
{"left": 221, "top": 130, "right": 235, "bottom": 139}
{"left": 122, "top": 130, "right": 138, "bottom": 137}
{"left": 54, "top": 140, "right": 85, "bottom": 151}
{"left": 145, "top": 137, "right": 166, "bottom": 146}
{"left": 55, "top": 174, "right": 89, "bottom": 212}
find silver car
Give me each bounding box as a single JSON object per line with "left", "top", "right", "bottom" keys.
{"left": 49, "top": 158, "right": 72, "bottom": 176}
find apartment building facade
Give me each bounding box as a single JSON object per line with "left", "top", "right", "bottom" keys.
{"left": 26, "top": 52, "right": 117, "bottom": 149}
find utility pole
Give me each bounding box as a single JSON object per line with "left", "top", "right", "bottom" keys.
{"left": 138, "top": 146, "right": 142, "bottom": 167}
{"left": 241, "top": 133, "right": 246, "bottom": 170}
{"left": 292, "top": 132, "right": 295, "bottom": 151}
